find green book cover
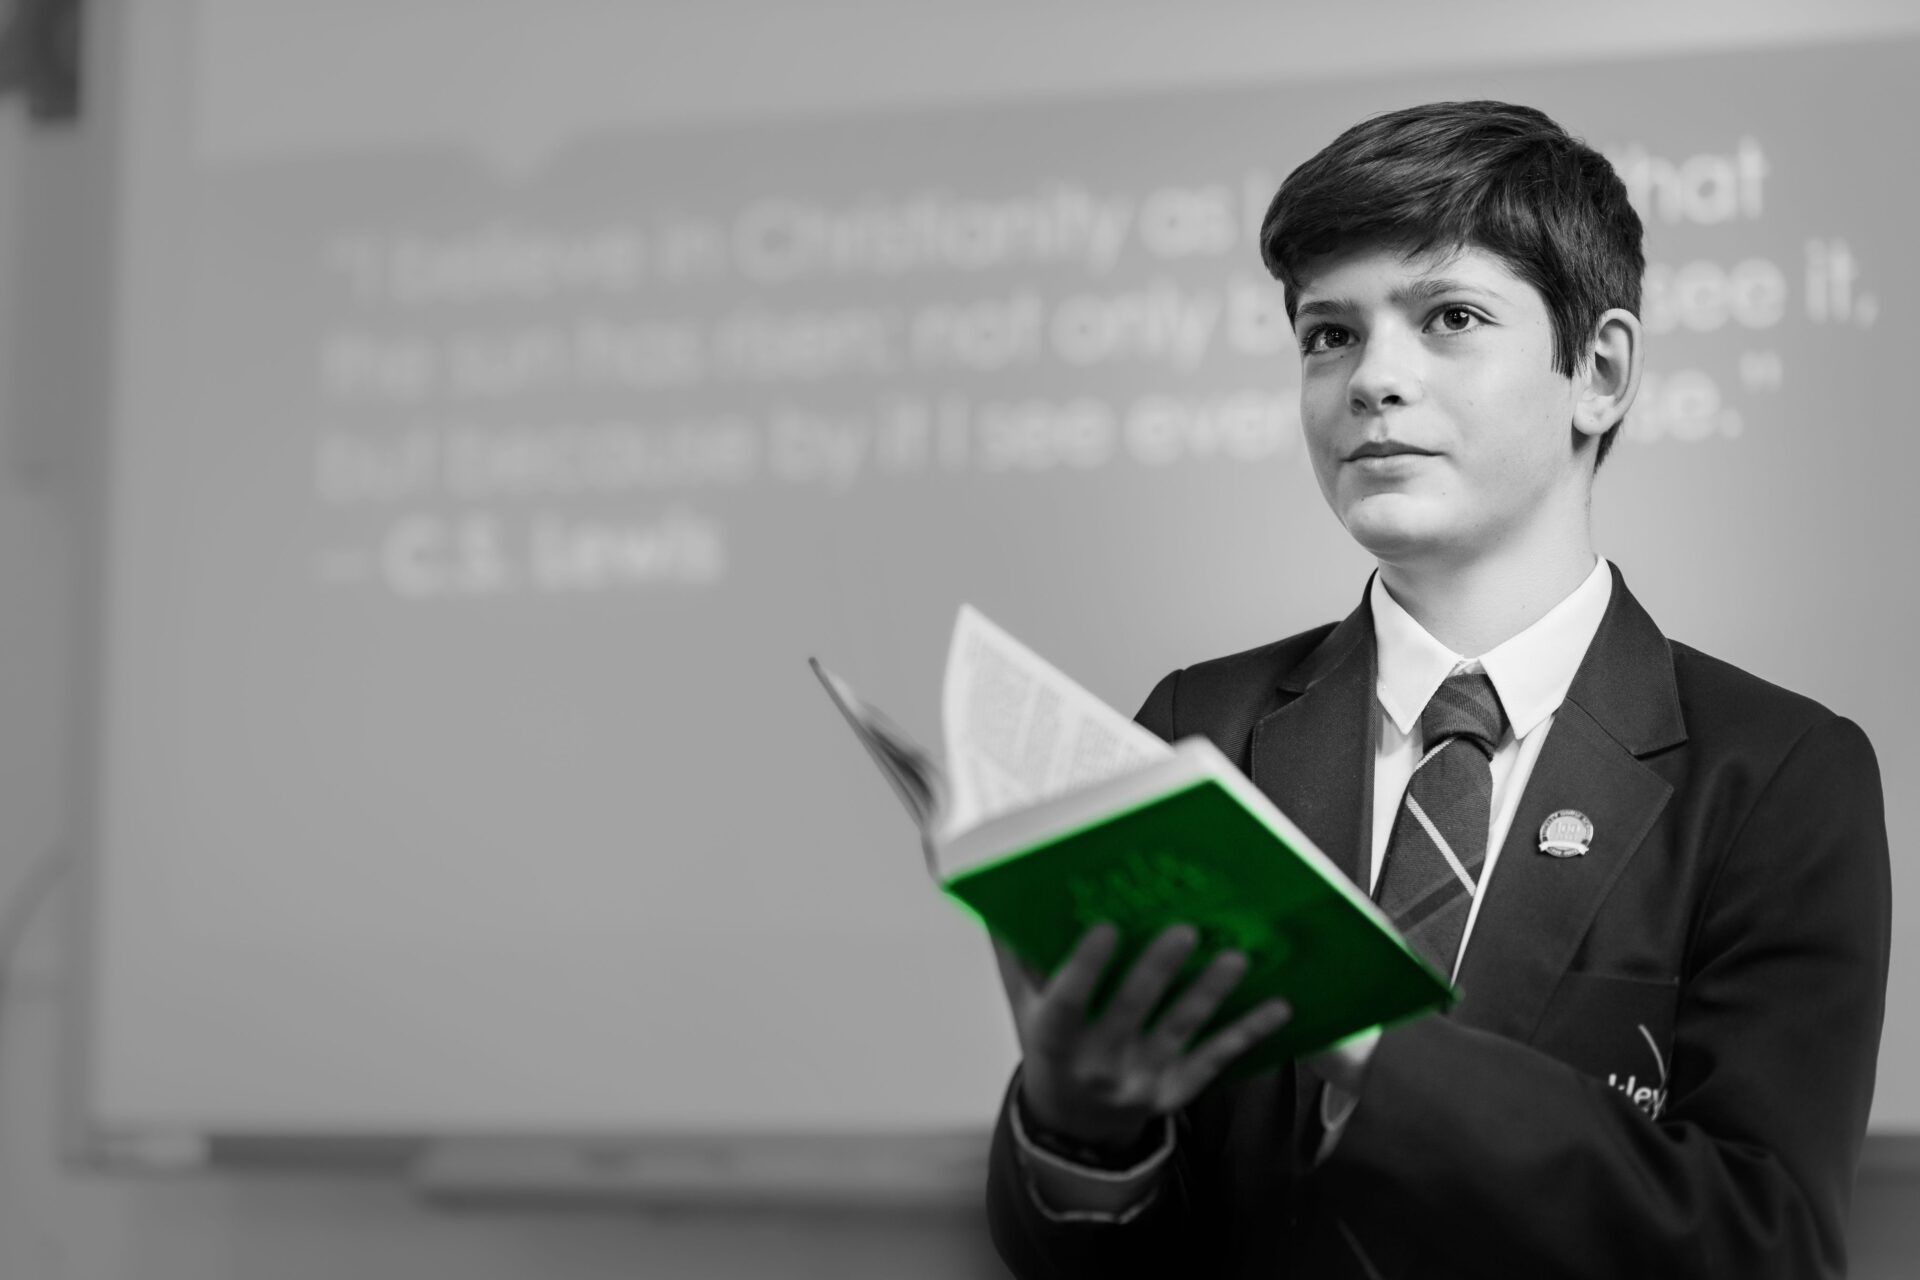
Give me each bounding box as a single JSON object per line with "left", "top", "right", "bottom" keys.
{"left": 942, "top": 758, "right": 1454, "bottom": 1074}
{"left": 812, "top": 607, "right": 1453, "bottom": 1080}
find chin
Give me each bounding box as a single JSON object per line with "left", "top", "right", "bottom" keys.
{"left": 1338, "top": 498, "right": 1453, "bottom": 564}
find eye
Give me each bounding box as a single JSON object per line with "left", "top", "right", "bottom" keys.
{"left": 1429, "top": 306, "right": 1484, "bottom": 334}
{"left": 1300, "top": 324, "right": 1353, "bottom": 356}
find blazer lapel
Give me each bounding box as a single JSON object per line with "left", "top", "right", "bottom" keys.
{"left": 1248, "top": 596, "right": 1376, "bottom": 890}
{"left": 1450, "top": 566, "right": 1687, "bottom": 1041}
{"left": 1242, "top": 592, "right": 1376, "bottom": 1179}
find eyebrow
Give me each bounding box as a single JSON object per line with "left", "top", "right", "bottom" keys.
{"left": 1294, "top": 277, "right": 1509, "bottom": 323}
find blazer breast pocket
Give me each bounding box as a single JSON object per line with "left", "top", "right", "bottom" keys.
{"left": 1532, "top": 972, "right": 1680, "bottom": 1120}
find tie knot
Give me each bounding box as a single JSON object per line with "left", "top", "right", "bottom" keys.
{"left": 1421, "top": 671, "right": 1507, "bottom": 757}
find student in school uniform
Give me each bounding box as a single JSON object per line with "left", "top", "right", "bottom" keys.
{"left": 984, "top": 100, "right": 1890, "bottom": 1279}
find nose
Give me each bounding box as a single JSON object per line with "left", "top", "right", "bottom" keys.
{"left": 1347, "top": 324, "right": 1420, "bottom": 416}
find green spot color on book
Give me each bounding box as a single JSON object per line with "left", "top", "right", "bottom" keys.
{"left": 945, "top": 777, "right": 1453, "bottom": 1074}
{"left": 812, "top": 611, "right": 1452, "bottom": 1082}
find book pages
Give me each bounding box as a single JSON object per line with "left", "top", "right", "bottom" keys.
{"left": 809, "top": 659, "right": 947, "bottom": 835}
{"left": 938, "top": 605, "right": 1171, "bottom": 842}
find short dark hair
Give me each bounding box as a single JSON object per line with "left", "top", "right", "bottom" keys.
{"left": 1259, "top": 101, "right": 1644, "bottom": 467}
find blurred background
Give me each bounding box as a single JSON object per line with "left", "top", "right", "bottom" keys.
{"left": 0, "top": 1, "right": 1916, "bottom": 1275}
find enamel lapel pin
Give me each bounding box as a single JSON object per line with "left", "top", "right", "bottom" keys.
{"left": 1538, "top": 809, "right": 1594, "bottom": 858}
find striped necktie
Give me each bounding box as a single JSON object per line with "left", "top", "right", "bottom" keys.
{"left": 1374, "top": 669, "right": 1509, "bottom": 978}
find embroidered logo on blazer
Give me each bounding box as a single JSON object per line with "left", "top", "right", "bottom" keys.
{"left": 1607, "top": 1023, "right": 1669, "bottom": 1119}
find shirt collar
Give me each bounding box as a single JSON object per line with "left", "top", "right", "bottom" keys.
{"left": 1370, "top": 557, "right": 1613, "bottom": 741}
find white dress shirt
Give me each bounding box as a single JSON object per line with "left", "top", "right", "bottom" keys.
{"left": 1014, "top": 557, "right": 1615, "bottom": 1219}
{"left": 1366, "top": 555, "right": 1613, "bottom": 978}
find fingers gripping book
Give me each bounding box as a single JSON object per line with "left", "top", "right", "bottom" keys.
{"left": 812, "top": 606, "right": 1452, "bottom": 1073}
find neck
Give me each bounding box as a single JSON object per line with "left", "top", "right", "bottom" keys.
{"left": 1376, "top": 531, "right": 1598, "bottom": 659}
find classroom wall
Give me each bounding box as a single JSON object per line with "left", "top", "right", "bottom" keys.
{"left": 1, "top": 4, "right": 1917, "bottom": 1277}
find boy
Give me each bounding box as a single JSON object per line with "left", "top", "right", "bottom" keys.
{"left": 985, "top": 102, "right": 1889, "bottom": 1278}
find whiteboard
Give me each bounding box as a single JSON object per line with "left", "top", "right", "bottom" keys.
{"left": 75, "top": 0, "right": 1920, "bottom": 1165}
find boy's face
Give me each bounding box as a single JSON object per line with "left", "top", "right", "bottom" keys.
{"left": 1292, "top": 244, "right": 1591, "bottom": 573}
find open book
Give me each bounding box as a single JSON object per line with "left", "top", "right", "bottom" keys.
{"left": 811, "top": 606, "right": 1452, "bottom": 1070}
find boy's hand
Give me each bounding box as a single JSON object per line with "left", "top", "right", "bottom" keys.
{"left": 994, "top": 921, "right": 1292, "bottom": 1153}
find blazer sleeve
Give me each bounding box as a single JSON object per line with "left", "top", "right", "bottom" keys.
{"left": 987, "top": 1075, "right": 1232, "bottom": 1279}
{"left": 1316, "top": 714, "right": 1891, "bottom": 1278}
{"left": 984, "top": 669, "right": 1235, "bottom": 1278}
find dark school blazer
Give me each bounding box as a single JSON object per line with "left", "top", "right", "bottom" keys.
{"left": 986, "top": 565, "right": 1890, "bottom": 1279}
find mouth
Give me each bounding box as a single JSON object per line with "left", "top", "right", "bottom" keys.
{"left": 1345, "top": 441, "right": 1437, "bottom": 462}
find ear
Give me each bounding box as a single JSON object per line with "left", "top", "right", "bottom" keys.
{"left": 1574, "top": 308, "right": 1643, "bottom": 441}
